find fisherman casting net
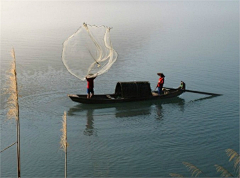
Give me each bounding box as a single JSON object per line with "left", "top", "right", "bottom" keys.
{"left": 62, "top": 23, "right": 118, "bottom": 80}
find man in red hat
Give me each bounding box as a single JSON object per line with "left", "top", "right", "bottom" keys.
{"left": 156, "top": 73, "right": 165, "bottom": 95}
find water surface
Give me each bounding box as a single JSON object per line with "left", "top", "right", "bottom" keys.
{"left": 1, "top": 1, "right": 239, "bottom": 177}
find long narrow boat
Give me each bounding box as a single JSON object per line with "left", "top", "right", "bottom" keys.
{"left": 68, "top": 81, "right": 185, "bottom": 104}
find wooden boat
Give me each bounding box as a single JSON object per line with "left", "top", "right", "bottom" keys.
{"left": 68, "top": 81, "right": 185, "bottom": 104}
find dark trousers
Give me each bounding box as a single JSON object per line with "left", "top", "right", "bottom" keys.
{"left": 158, "top": 86, "right": 163, "bottom": 95}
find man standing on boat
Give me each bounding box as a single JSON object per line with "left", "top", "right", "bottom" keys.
{"left": 86, "top": 74, "right": 97, "bottom": 98}
{"left": 156, "top": 73, "right": 165, "bottom": 95}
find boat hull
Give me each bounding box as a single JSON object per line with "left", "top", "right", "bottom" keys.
{"left": 68, "top": 88, "right": 185, "bottom": 104}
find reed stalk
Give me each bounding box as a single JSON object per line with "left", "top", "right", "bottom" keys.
{"left": 226, "top": 149, "right": 240, "bottom": 174}
{"left": 170, "top": 149, "right": 239, "bottom": 177}
{"left": 214, "top": 164, "right": 234, "bottom": 177}
{"left": 182, "top": 162, "right": 203, "bottom": 177}
{"left": 169, "top": 173, "right": 184, "bottom": 177}
{"left": 60, "top": 111, "right": 68, "bottom": 178}
{"left": 6, "top": 48, "right": 21, "bottom": 177}
{"left": 0, "top": 142, "right": 17, "bottom": 153}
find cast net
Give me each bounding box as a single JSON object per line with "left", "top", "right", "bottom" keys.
{"left": 62, "top": 23, "right": 118, "bottom": 80}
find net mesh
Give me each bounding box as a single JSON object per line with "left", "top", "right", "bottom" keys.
{"left": 62, "top": 23, "right": 118, "bottom": 80}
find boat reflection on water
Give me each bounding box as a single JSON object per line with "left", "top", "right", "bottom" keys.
{"left": 67, "top": 95, "right": 219, "bottom": 136}
{"left": 115, "top": 97, "right": 185, "bottom": 118}
{"left": 191, "top": 95, "right": 219, "bottom": 102}
{"left": 154, "top": 97, "right": 185, "bottom": 120}
{"left": 83, "top": 109, "right": 95, "bottom": 136}
{"left": 67, "top": 97, "right": 186, "bottom": 136}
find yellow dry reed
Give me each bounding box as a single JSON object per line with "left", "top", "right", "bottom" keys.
{"left": 60, "top": 111, "right": 68, "bottom": 178}
{"left": 6, "top": 49, "right": 19, "bottom": 121}
{"left": 182, "top": 162, "right": 203, "bottom": 177}
{"left": 60, "top": 111, "right": 68, "bottom": 152}
{"left": 226, "top": 149, "right": 240, "bottom": 172}
{"left": 5, "top": 48, "right": 21, "bottom": 178}
{"left": 169, "top": 173, "right": 184, "bottom": 177}
{"left": 170, "top": 149, "right": 239, "bottom": 177}
{"left": 214, "top": 164, "right": 234, "bottom": 177}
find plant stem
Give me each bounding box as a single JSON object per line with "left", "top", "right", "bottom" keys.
{"left": 13, "top": 49, "right": 21, "bottom": 178}
{"left": 65, "top": 119, "right": 67, "bottom": 178}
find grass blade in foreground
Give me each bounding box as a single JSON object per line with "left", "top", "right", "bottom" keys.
{"left": 6, "top": 48, "right": 21, "bottom": 178}
{"left": 182, "top": 162, "right": 203, "bottom": 177}
{"left": 226, "top": 149, "right": 240, "bottom": 174}
{"left": 60, "top": 112, "right": 68, "bottom": 178}
{"left": 215, "top": 164, "right": 234, "bottom": 177}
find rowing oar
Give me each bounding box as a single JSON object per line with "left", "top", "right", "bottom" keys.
{"left": 164, "top": 87, "right": 222, "bottom": 96}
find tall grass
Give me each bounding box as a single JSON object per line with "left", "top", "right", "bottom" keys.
{"left": 182, "top": 162, "right": 204, "bottom": 177}
{"left": 214, "top": 149, "right": 240, "bottom": 177}
{"left": 5, "top": 48, "right": 21, "bottom": 177}
{"left": 226, "top": 149, "right": 240, "bottom": 173}
{"left": 170, "top": 149, "right": 239, "bottom": 177}
{"left": 60, "top": 111, "right": 68, "bottom": 178}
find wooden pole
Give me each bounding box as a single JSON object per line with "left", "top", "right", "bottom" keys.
{"left": 184, "top": 89, "right": 222, "bottom": 96}
{"left": 164, "top": 87, "right": 222, "bottom": 96}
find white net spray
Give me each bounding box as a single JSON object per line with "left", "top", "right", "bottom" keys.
{"left": 62, "top": 23, "right": 118, "bottom": 80}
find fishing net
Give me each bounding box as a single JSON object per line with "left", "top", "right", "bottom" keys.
{"left": 62, "top": 23, "right": 118, "bottom": 81}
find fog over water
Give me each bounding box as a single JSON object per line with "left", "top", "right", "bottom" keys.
{"left": 1, "top": 1, "right": 239, "bottom": 177}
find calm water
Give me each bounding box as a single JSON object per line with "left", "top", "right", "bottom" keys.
{"left": 1, "top": 1, "right": 239, "bottom": 177}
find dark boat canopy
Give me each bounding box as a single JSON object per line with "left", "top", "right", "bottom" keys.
{"left": 115, "top": 81, "right": 152, "bottom": 98}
